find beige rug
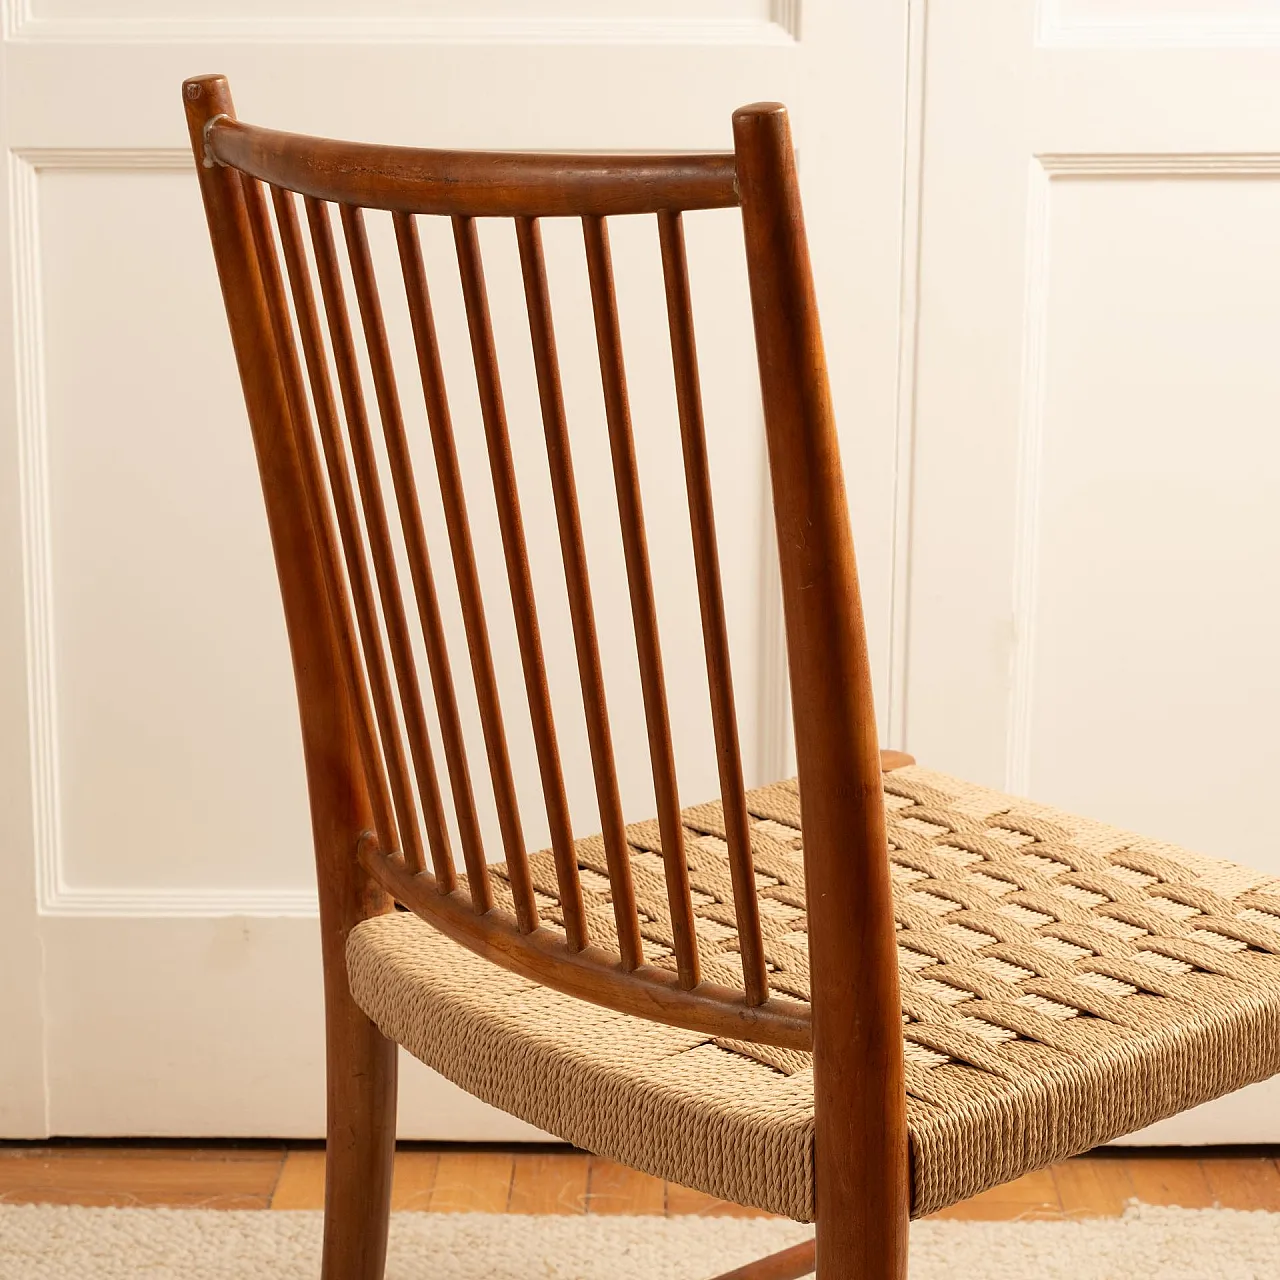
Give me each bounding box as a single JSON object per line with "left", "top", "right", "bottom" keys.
{"left": 2, "top": 1204, "right": 1278, "bottom": 1278}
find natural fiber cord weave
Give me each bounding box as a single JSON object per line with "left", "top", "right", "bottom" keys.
{"left": 347, "top": 765, "right": 1280, "bottom": 1221}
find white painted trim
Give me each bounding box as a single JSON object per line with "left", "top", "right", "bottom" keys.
{"left": 1041, "top": 152, "right": 1280, "bottom": 176}
{"left": 0, "top": 0, "right": 24, "bottom": 40}
{"left": 770, "top": 0, "right": 802, "bottom": 42}
{"left": 1005, "top": 158, "right": 1052, "bottom": 796}
{"left": 885, "top": 0, "right": 928, "bottom": 753}
{"left": 3, "top": 9, "right": 797, "bottom": 46}
{"left": 1004, "top": 150, "right": 1280, "bottom": 794}
{"left": 14, "top": 148, "right": 194, "bottom": 171}
{"left": 10, "top": 151, "right": 62, "bottom": 920}
{"left": 1037, "top": 0, "right": 1280, "bottom": 50}
{"left": 8, "top": 147, "right": 320, "bottom": 922}
{"left": 44, "top": 886, "right": 320, "bottom": 918}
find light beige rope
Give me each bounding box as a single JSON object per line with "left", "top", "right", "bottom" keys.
{"left": 347, "top": 766, "right": 1280, "bottom": 1220}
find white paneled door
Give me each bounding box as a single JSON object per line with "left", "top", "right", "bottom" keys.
{"left": 0, "top": 4, "right": 912, "bottom": 1136}
{"left": 903, "top": 2, "right": 1280, "bottom": 1139}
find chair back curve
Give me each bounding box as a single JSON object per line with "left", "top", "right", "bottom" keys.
{"left": 180, "top": 75, "right": 903, "bottom": 1090}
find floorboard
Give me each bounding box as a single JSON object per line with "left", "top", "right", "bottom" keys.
{"left": 1051, "top": 1153, "right": 1135, "bottom": 1219}
{"left": 2, "top": 1143, "right": 1278, "bottom": 1219}
{"left": 0, "top": 1145, "right": 283, "bottom": 1209}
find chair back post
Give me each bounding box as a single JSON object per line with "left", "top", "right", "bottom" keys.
{"left": 733, "top": 102, "right": 910, "bottom": 1276}
{"left": 182, "top": 74, "right": 396, "bottom": 1278}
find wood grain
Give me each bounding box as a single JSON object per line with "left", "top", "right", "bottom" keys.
{"left": 1124, "top": 1155, "right": 1216, "bottom": 1209}
{"left": 665, "top": 1181, "right": 775, "bottom": 1219}
{"left": 1052, "top": 1154, "right": 1136, "bottom": 1218}
{"left": 928, "top": 1167, "right": 1061, "bottom": 1222}
{"left": 428, "top": 1152, "right": 515, "bottom": 1213}
{"left": 585, "top": 1157, "right": 666, "bottom": 1216}
{"left": 391, "top": 1151, "right": 443, "bottom": 1211}
{"left": 508, "top": 1153, "right": 590, "bottom": 1215}
{"left": 6, "top": 1145, "right": 1280, "bottom": 1217}
{"left": 271, "top": 1148, "right": 444, "bottom": 1211}
{"left": 1202, "top": 1155, "right": 1280, "bottom": 1210}
{"left": 0, "top": 1146, "right": 284, "bottom": 1209}
{"left": 270, "top": 1149, "right": 327, "bottom": 1210}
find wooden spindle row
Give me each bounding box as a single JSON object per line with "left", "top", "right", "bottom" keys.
{"left": 658, "top": 211, "right": 768, "bottom": 1006}
{"left": 240, "top": 177, "right": 400, "bottom": 866}
{"left": 582, "top": 214, "right": 701, "bottom": 992}
{"left": 272, "top": 186, "right": 429, "bottom": 882}
{"left": 452, "top": 214, "right": 579, "bottom": 943}
{"left": 255, "top": 184, "right": 770, "bottom": 1001}
{"left": 514, "top": 215, "right": 645, "bottom": 971}
{"left": 340, "top": 205, "right": 484, "bottom": 899}
{"left": 391, "top": 214, "right": 502, "bottom": 917}
{"left": 307, "top": 196, "right": 451, "bottom": 883}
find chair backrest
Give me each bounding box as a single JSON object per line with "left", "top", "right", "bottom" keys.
{"left": 181, "top": 75, "right": 900, "bottom": 1066}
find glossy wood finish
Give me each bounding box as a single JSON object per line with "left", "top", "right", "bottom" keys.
{"left": 188, "top": 73, "right": 912, "bottom": 1280}
{"left": 735, "top": 102, "right": 909, "bottom": 1278}
{"left": 183, "top": 76, "right": 396, "bottom": 1280}
{"left": 204, "top": 117, "right": 740, "bottom": 217}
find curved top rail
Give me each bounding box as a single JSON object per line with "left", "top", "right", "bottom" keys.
{"left": 205, "top": 117, "right": 741, "bottom": 217}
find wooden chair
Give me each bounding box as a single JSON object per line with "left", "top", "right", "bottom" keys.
{"left": 182, "top": 73, "right": 1280, "bottom": 1280}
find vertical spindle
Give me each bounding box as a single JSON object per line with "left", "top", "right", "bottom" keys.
{"left": 582, "top": 213, "right": 700, "bottom": 990}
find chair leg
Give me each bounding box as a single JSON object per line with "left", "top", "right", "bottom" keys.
{"left": 319, "top": 964, "right": 398, "bottom": 1280}
{"left": 808, "top": 1069, "right": 910, "bottom": 1279}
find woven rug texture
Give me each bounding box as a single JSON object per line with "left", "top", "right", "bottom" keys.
{"left": 2, "top": 1204, "right": 1279, "bottom": 1279}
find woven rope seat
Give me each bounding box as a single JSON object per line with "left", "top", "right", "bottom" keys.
{"left": 347, "top": 763, "right": 1280, "bottom": 1221}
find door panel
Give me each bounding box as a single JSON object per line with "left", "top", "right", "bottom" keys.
{"left": 904, "top": 0, "right": 1280, "bottom": 1139}
{"left": 0, "top": 2, "right": 911, "bottom": 1136}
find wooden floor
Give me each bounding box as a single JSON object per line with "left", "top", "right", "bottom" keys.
{"left": 3, "top": 1144, "right": 1280, "bottom": 1218}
